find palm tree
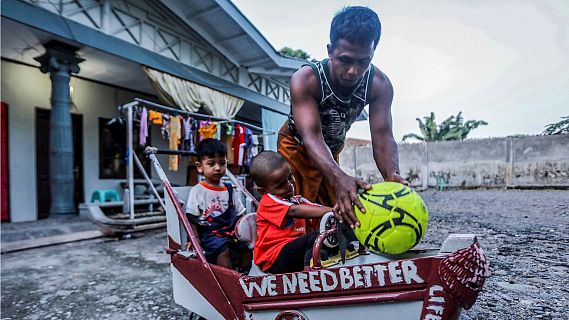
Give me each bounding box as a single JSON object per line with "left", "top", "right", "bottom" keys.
{"left": 542, "top": 116, "right": 569, "bottom": 135}
{"left": 402, "top": 112, "right": 488, "bottom": 142}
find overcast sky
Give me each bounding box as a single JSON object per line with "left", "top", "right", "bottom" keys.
{"left": 232, "top": 0, "right": 569, "bottom": 141}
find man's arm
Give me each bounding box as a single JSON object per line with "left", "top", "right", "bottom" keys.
{"left": 289, "top": 67, "right": 338, "bottom": 179}
{"left": 290, "top": 67, "right": 371, "bottom": 228}
{"left": 368, "top": 68, "right": 408, "bottom": 184}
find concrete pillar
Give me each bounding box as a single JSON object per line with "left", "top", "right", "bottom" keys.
{"left": 34, "top": 41, "right": 84, "bottom": 215}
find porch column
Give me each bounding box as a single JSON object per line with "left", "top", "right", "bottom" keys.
{"left": 34, "top": 41, "right": 84, "bottom": 215}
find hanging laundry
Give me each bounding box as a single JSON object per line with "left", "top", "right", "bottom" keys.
{"left": 243, "top": 128, "right": 254, "bottom": 167}
{"left": 238, "top": 143, "right": 246, "bottom": 166}
{"left": 161, "top": 114, "right": 170, "bottom": 139}
{"left": 223, "top": 130, "right": 234, "bottom": 164}
{"left": 232, "top": 124, "right": 245, "bottom": 164}
{"left": 251, "top": 135, "right": 260, "bottom": 157}
{"left": 148, "top": 110, "right": 163, "bottom": 125}
{"left": 139, "top": 107, "right": 148, "bottom": 146}
{"left": 169, "top": 115, "right": 181, "bottom": 171}
{"left": 215, "top": 122, "right": 222, "bottom": 140}
{"left": 182, "top": 116, "right": 195, "bottom": 152}
{"left": 199, "top": 120, "right": 217, "bottom": 140}
{"left": 190, "top": 119, "right": 197, "bottom": 152}
{"left": 225, "top": 123, "right": 234, "bottom": 136}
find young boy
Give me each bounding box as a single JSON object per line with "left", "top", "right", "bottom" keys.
{"left": 185, "top": 138, "right": 251, "bottom": 270}
{"left": 250, "top": 151, "right": 333, "bottom": 274}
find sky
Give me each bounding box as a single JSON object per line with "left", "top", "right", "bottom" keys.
{"left": 232, "top": 0, "right": 569, "bottom": 141}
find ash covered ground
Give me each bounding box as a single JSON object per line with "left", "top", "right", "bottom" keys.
{"left": 418, "top": 189, "right": 569, "bottom": 320}
{"left": 1, "top": 189, "right": 568, "bottom": 319}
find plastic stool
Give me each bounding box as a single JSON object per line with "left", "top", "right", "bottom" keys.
{"left": 91, "top": 189, "right": 120, "bottom": 202}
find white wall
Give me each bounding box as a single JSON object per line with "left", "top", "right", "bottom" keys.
{"left": 1, "top": 60, "right": 188, "bottom": 222}
{"left": 340, "top": 135, "right": 569, "bottom": 189}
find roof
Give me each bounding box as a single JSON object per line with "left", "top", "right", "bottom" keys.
{"left": 1, "top": 0, "right": 305, "bottom": 114}
{"left": 160, "top": 0, "right": 305, "bottom": 73}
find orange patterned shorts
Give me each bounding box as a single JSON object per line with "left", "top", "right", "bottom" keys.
{"left": 277, "top": 124, "right": 342, "bottom": 232}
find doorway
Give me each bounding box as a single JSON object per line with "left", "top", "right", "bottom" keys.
{"left": 35, "top": 108, "right": 84, "bottom": 218}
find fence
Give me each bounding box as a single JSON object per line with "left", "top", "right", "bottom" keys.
{"left": 339, "top": 134, "right": 569, "bottom": 189}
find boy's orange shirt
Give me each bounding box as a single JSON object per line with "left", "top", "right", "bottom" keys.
{"left": 254, "top": 194, "right": 318, "bottom": 271}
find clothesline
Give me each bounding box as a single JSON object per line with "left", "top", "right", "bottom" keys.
{"left": 121, "top": 98, "right": 267, "bottom": 220}
{"left": 122, "top": 98, "right": 264, "bottom": 167}
{"left": 131, "top": 98, "right": 276, "bottom": 136}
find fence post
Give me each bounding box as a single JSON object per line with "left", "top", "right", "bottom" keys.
{"left": 505, "top": 138, "right": 514, "bottom": 188}
{"left": 423, "top": 141, "right": 429, "bottom": 189}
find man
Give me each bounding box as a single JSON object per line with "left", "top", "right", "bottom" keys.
{"left": 278, "top": 6, "right": 407, "bottom": 231}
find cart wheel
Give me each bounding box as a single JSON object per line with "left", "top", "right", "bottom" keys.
{"left": 319, "top": 212, "right": 338, "bottom": 248}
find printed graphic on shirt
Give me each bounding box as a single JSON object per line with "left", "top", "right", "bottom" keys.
{"left": 186, "top": 182, "right": 246, "bottom": 223}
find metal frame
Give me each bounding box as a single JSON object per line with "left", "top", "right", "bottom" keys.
{"left": 120, "top": 98, "right": 270, "bottom": 219}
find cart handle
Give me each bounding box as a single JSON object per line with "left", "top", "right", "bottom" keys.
{"left": 144, "top": 147, "right": 239, "bottom": 318}
{"left": 145, "top": 147, "right": 205, "bottom": 262}
{"left": 311, "top": 229, "right": 337, "bottom": 269}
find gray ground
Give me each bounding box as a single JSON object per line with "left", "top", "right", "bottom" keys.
{"left": 1, "top": 189, "right": 568, "bottom": 320}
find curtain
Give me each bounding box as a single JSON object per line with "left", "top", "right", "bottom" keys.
{"left": 262, "top": 109, "right": 288, "bottom": 151}
{"left": 143, "top": 67, "right": 244, "bottom": 118}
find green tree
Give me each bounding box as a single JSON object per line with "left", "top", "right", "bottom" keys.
{"left": 279, "top": 46, "right": 311, "bottom": 60}
{"left": 402, "top": 112, "right": 488, "bottom": 142}
{"left": 542, "top": 116, "right": 569, "bottom": 135}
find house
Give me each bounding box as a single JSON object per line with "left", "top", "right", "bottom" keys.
{"left": 1, "top": 0, "right": 304, "bottom": 222}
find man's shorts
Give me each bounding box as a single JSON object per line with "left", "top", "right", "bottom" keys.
{"left": 278, "top": 124, "right": 342, "bottom": 231}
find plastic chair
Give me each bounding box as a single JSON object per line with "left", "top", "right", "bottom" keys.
{"left": 91, "top": 189, "right": 120, "bottom": 203}
{"left": 435, "top": 175, "right": 447, "bottom": 191}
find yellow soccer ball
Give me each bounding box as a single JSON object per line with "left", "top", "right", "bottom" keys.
{"left": 354, "top": 182, "right": 429, "bottom": 254}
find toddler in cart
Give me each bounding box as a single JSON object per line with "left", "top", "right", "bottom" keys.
{"left": 185, "top": 138, "right": 252, "bottom": 271}
{"left": 250, "top": 151, "right": 334, "bottom": 274}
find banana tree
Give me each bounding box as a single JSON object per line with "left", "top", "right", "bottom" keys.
{"left": 402, "top": 112, "right": 488, "bottom": 142}
{"left": 542, "top": 116, "right": 569, "bottom": 135}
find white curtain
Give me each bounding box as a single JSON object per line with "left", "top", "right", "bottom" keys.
{"left": 143, "top": 66, "right": 244, "bottom": 118}
{"left": 262, "top": 109, "right": 288, "bottom": 151}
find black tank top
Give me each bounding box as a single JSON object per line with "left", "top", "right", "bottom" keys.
{"left": 287, "top": 59, "right": 374, "bottom": 154}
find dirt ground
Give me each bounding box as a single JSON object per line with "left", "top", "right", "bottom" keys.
{"left": 1, "top": 189, "right": 568, "bottom": 320}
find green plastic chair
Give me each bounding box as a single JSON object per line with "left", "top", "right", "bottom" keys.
{"left": 91, "top": 189, "right": 120, "bottom": 202}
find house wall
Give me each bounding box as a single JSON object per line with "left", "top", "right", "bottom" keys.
{"left": 339, "top": 135, "right": 569, "bottom": 189}
{"left": 1, "top": 60, "right": 188, "bottom": 222}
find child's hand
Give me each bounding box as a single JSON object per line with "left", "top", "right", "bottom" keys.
{"left": 322, "top": 206, "right": 334, "bottom": 213}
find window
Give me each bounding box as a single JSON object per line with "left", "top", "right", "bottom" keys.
{"left": 99, "top": 117, "right": 150, "bottom": 179}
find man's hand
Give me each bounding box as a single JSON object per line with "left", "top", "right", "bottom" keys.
{"left": 385, "top": 172, "right": 409, "bottom": 186}
{"left": 332, "top": 174, "right": 372, "bottom": 229}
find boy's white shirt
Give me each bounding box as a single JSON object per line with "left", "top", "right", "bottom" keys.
{"left": 185, "top": 183, "right": 246, "bottom": 221}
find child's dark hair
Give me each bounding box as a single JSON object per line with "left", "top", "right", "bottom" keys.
{"left": 250, "top": 151, "right": 287, "bottom": 188}
{"left": 195, "top": 138, "right": 227, "bottom": 161}
{"left": 330, "top": 6, "right": 381, "bottom": 50}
